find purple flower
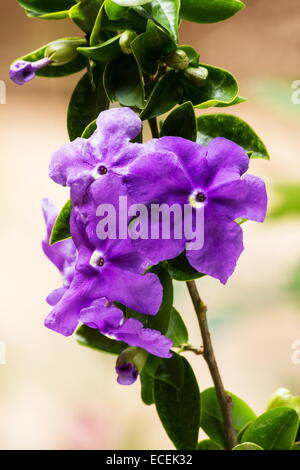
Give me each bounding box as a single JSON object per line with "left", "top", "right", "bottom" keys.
{"left": 9, "top": 57, "right": 52, "bottom": 85}
{"left": 49, "top": 107, "right": 150, "bottom": 205}
{"left": 41, "top": 199, "right": 77, "bottom": 305}
{"left": 124, "top": 137, "right": 267, "bottom": 284}
{"left": 116, "top": 363, "right": 139, "bottom": 386}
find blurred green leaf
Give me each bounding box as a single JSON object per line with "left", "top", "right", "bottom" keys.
{"left": 26, "top": 9, "right": 70, "bottom": 19}
{"left": 215, "top": 95, "right": 247, "bottom": 107}
{"left": 105, "top": 0, "right": 127, "bottom": 20}
{"left": 197, "top": 439, "right": 223, "bottom": 450}
{"left": 69, "top": 0, "right": 102, "bottom": 33}
{"left": 81, "top": 119, "right": 97, "bottom": 138}
{"left": 233, "top": 442, "right": 263, "bottom": 450}
{"left": 50, "top": 200, "right": 72, "bottom": 245}
{"left": 160, "top": 101, "right": 197, "bottom": 141}
{"left": 167, "top": 251, "right": 205, "bottom": 282}
{"left": 17, "top": 0, "right": 76, "bottom": 14}
{"left": 197, "top": 113, "right": 270, "bottom": 159}
{"left": 268, "top": 184, "right": 300, "bottom": 219}
{"left": 78, "top": 35, "right": 122, "bottom": 62}
{"left": 180, "top": 0, "right": 245, "bottom": 24}
{"left": 166, "top": 308, "right": 188, "bottom": 348}
{"left": 76, "top": 324, "right": 127, "bottom": 354}
{"left": 266, "top": 388, "right": 300, "bottom": 416}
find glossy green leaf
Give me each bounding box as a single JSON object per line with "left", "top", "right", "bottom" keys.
{"left": 113, "top": 0, "right": 152, "bottom": 5}
{"left": 242, "top": 407, "right": 299, "bottom": 450}
{"left": 68, "top": 71, "right": 109, "bottom": 141}
{"left": 104, "top": 54, "right": 145, "bottom": 108}
{"left": 160, "top": 101, "right": 197, "bottom": 141}
{"left": 50, "top": 200, "right": 72, "bottom": 245}
{"left": 17, "top": 0, "right": 76, "bottom": 14}
{"left": 148, "top": 265, "right": 173, "bottom": 334}
{"left": 26, "top": 9, "right": 70, "bottom": 19}
{"left": 197, "top": 113, "right": 270, "bottom": 159}
{"left": 197, "top": 439, "right": 223, "bottom": 450}
{"left": 293, "top": 442, "right": 300, "bottom": 450}
{"left": 154, "top": 357, "right": 200, "bottom": 450}
{"left": 81, "top": 119, "right": 97, "bottom": 139}
{"left": 200, "top": 388, "right": 256, "bottom": 449}
{"left": 215, "top": 95, "right": 246, "bottom": 107}
{"left": 131, "top": 20, "right": 175, "bottom": 76}
{"left": 166, "top": 308, "right": 188, "bottom": 348}
{"left": 180, "top": 0, "right": 245, "bottom": 24}
{"left": 69, "top": 0, "right": 102, "bottom": 33}
{"left": 140, "top": 368, "right": 155, "bottom": 405}
{"left": 140, "top": 71, "right": 182, "bottom": 120}
{"left": 233, "top": 442, "right": 263, "bottom": 450}
{"left": 78, "top": 35, "right": 122, "bottom": 62}
{"left": 76, "top": 324, "right": 127, "bottom": 354}
{"left": 167, "top": 251, "right": 205, "bottom": 282}
{"left": 20, "top": 39, "right": 86, "bottom": 78}
{"left": 180, "top": 64, "right": 239, "bottom": 109}
{"left": 144, "top": 0, "right": 180, "bottom": 42}
{"left": 105, "top": 0, "right": 127, "bottom": 19}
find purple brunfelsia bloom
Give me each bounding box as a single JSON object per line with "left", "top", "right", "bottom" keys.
{"left": 41, "top": 198, "right": 77, "bottom": 306}
{"left": 116, "top": 363, "right": 139, "bottom": 386}
{"left": 9, "top": 57, "right": 52, "bottom": 85}
{"left": 124, "top": 137, "right": 267, "bottom": 284}
{"left": 49, "top": 107, "right": 151, "bottom": 205}
{"left": 80, "top": 298, "right": 173, "bottom": 358}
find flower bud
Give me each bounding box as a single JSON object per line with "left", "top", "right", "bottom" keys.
{"left": 119, "top": 31, "right": 138, "bottom": 55}
{"left": 165, "top": 49, "right": 189, "bottom": 71}
{"left": 115, "top": 347, "right": 148, "bottom": 385}
{"left": 9, "top": 57, "right": 52, "bottom": 86}
{"left": 45, "top": 39, "right": 86, "bottom": 66}
{"left": 184, "top": 66, "right": 209, "bottom": 86}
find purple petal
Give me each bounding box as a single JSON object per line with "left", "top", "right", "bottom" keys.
{"left": 46, "top": 287, "right": 68, "bottom": 306}
{"left": 116, "top": 363, "right": 139, "bottom": 385}
{"left": 79, "top": 298, "right": 123, "bottom": 333}
{"left": 9, "top": 60, "right": 35, "bottom": 85}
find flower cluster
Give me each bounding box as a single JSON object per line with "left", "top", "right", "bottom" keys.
{"left": 43, "top": 107, "right": 267, "bottom": 384}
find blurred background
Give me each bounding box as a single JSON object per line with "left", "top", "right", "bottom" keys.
{"left": 0, "top": 0, "right": 300, "bottom": 450}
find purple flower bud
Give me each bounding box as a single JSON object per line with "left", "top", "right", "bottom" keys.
{"left": 115, "top": 363, "right": 139, "bottom": 386}
{"left": 9, "top": 57, "right": 51, "bottom": 86}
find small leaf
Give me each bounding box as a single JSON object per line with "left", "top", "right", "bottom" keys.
{"left": 76, "top": 324, "right": 127, "bottom": 355}
{"left": 160, "top": 101, "right": 197, "bottom": 141}
{"left": 197, "top": 439, "right": 223, "bottom": 450}
{"left": 104, "top": 54, "right": 145, "bottom": 108}
{"left": 154, "top": 357, "right": 200, "bottom": 450}
{"left": 69, "top": 0, "right": 102, "bottom": 33}
{"left": 140, "top": 368, "right": 155, "bottom": 405}
{"left": 167, "top": 251, "right": 205, "bottom": 282}
{"left": 148, "top": 265, "right": 173, "bottom": 334}
{"left": 144, "top": 0, "right": 181, "bottom": 42}
{"left": 17, "top": 0, "right": 76, "bottom": 14}
{"left": 233, "top": 442, "right": 263, "bottom": 450}
{"left": 140, "top": 71, "right": 182, "bottom": 120}
{"left": 78, "top": 35, "right": 122, "bottom": 62}
{"left": 166, "top": 308, "right": 188, "bottom": 348}
{"left": 215, "top": 95, "right": 247, "bottom": 107}
{"left": 67, "top": 70, "right": 109, "bottom": 141}
{"left": 197, "top": 113, "right": 270, "bottom": 159}
{"left": 26, "top": 10, "right": 69, "bottom": 19}
{"left": 50, "top": 200, "right": 72, "bottom": 245}
{"left": 200, "top": 388, "right": 257, "bottom": 449}
{"left": 242, "top": 407, "right": 299, "bottom": 450}
{"left": 180, "top": 0, "right": 245, "bottom": 24}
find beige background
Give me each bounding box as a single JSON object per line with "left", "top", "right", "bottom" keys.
{"left": 0, "top": 0, "right": 300, "bottom": 449}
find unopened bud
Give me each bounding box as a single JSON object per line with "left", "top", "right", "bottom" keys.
{"left": 165, "top": 49, "right": 189, "bottom": 71}
{"left": 115, "top": 347, "right": 148, "bottom": 385}
{"left": 45, "top": 38, "right": 86, "bottom": 66}
{"left": 119, "top": 31, "right": 138, "bottom": 55}
{"left": 184, "top": 66, "right": 209, "bottom": 86}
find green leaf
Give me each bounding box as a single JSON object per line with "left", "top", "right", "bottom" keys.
{"left": 26, "top": 9, "right": 70, "bottom": 19}
{"left": 78, "top": 35, "right": 122, "bottom": 62}
{"left": 266, "top": 388, "right": 300, "bottom": 416}
{"left": 215, "top": 95, "right": 246, "bottom": 107}
{"left": 144, "top": 0, "right": 180, "bottom": 42}
{"left": 104, "top": 54, "right": 145, "bottom": 108}
{"left": 166, "top": 307, "right": 188, "bottom": 347}
{"left": 50, "top": 200, "right": 72, "bottom": 245}
{"left": 67, "top": 70, "right": 109, "bottom": 141}
{"left": 180, "top": 0, "right": 245, "bottom": 24}
{"left": 242, "top": 407, "right": 299, "bottom": 450}
{"left": 197, "top": 439, "right": 223, "bottom": 450}
{"left": 113, "top": 0, "right": 152, "bottom": 5}
{"left": 140, "top": 71, "right": 182, "bottom": 120}
{"left": 140, "top": 368, "right": 155, "bottom": 405}
{"left": 20, "top": 39, "right": 86, "bottom": 78}
{"left": 144, "top": 354, "right": 185, "bottom": 390}
{"left": 148, "top": 265, "right": 173, "bottom": 334}
{"left": 154, "top": 357, "right": 200, "bottom": 450}
{"left": 268, "top": 184, "right": 300, "bottom": 220}
{"left": 76, "top": 324, "right": 127, "bottom": 354}
{"left": 180, "top": 64, "right": 239, "bottom": 109}
{"left": 105, "top": 0, "right": 127, "bottom": 20}
{"left": 81, "top": 119, "right": 97, "bottom": 139}
{"left": 293, "top": 442, "right": 300, "bottom": 450}
{"left": 197, "top": 113, "right": 270, "bottom": 159}
{"left": 233, "top": 442, "right": 263, "bottom": 450}
{"left": 200, "top": 388, "right": 257, "bottom": 449}
{"left": 131, "top": 20, "right": 175, "bottom": 76}
{"left": 167, "top": 251, "right": 205, "bottom": 282}
{"left": 17, "top": 0, "right": 76, "bottom": 14}
{"left": 160, "top": 102, "right": 197, "bottom": 141}
{"left": 69, "top": 0, "right": 102, "bottom": 33}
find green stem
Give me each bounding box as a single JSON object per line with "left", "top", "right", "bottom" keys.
{"left": 186, "top": 280, "right": 237, "bottom": 449}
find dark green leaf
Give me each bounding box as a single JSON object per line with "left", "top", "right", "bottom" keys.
{"left": 21, "top": 39, "right": 86, "bottom": 78}
{"left": 197, "top": 439, "right": 223, "bottom": 450}
{"left": 17, "top": 0, "right": 75, "bottom": 14}
{"left": 140, "top": 368, "right": 155, "bottom": 405}
{"left": 50, "top": 200, "right": 72, "bottom": 245}
{"left": 200, "top": 388, "right": 256, "bottom": 449}
{"left": 148, "top": 265, "right": 173, "bottom": 334}
{"left": 131, "top": 20, "right": 175, "bottom": 76}
{"left": 166, "top": 308, "right": 188, "bottom": 347}
{"left": 154, "top": 357, "right": 200, "bottom": 450}
{"left": 69, "top": 0, "right": 102, "bottom": 33}
{"left": 104, "top": 54, "right": 145, "bottom": 108}
{"left": 68, "top": 70, "right": 109, "bottom": 141}
{"left": 197, "top": 113, "right": 270, "bottom": 159}
{"left": 154, "top": 354, "right": 185, "bottom": 390}
{"left": 78, "top": 35, "right": 122, "bottom": 62}
{"left": 233, "top": 442, "right": 263, "bottom": 450}
{"left": 180, "top": 0, "right": 245, "bottom": 24}
{"left": 144, "top": 0, "right": 180, "bottom": 42}
{"left": 167, "top": 251, "right": 205, "bottom": 282}
{"left": 160, "top": 101, "right": 197, "bottom": 141}
{"left": 180, "top": 64, "right": 238, "bottom": 108}
{"left": 76, "top": 324, "right": 127, "bottom": 354}
{"left": 140, "top": 71, "right": 182, "bottom": 120}
{"left": 104, "top": 0, "right": 127, "bottom": 20}
{"left": 242, "top": 407, "right": 299, "bottom": 450}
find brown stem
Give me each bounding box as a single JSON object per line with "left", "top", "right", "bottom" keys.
{"left": 148, "top": 117, "right": 160, "bottom": 139}
{"left": 186, "top": 280, "right": 237, "bottom": 449}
